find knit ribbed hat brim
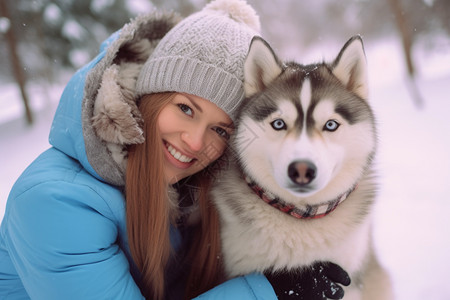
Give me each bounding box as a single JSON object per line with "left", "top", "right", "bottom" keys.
{"left": 136, "top": 56, "right": 244, "bottom": 119}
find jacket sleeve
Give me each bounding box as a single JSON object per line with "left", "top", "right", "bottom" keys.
{"left": 194, "top": 273, "right": 277, "bottom": 300}
{"left": 3, "top": 181, "right": 145, "bottom": 300}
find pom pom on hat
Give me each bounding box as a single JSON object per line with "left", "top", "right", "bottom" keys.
{"left": 204, "top": 0, "right": 260, "bottom": 33}
{"left": 135, "top": 0, "right": 261, "bottom": 121}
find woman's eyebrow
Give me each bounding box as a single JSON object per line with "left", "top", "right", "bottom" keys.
{"left": 219, "top": 122, "right": 234, "bottom": 129}
{"left": 184, "top": 95, "right": 203, "bottom": 113}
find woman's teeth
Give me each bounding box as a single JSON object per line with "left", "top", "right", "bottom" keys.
{"left": 167, "top": 144, "right": 193, "bottom": 163}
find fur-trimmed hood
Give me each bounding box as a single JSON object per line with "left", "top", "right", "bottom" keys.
{"left": 49, "top": 11, "right": 181, "bottom": 186}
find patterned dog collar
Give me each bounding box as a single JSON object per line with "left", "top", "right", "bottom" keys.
{"left": 244, "top": 175, "right": 357, "bottom": 220}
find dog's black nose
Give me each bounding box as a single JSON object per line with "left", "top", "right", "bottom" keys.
{"left": 288, "top": 160, "right": 317, "bottom": 186}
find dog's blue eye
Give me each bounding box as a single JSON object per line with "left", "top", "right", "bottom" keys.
{"left": 271, "top": 119, "right": 287, "bottom": 130}
{"left": 324, "top": 120, "right": 340, "bottom": 132}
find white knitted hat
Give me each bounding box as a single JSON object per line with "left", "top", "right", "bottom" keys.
{"left": 135, "top": 0, "right": 260, "bottom": 120}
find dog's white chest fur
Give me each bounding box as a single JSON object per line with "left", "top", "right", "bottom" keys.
{"left": 212, "top": 165, "right": 371, "bottom": 278}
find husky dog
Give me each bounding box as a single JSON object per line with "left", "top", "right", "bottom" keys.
{"left": 212, "top": 36, "right": 393, "bottom": 299}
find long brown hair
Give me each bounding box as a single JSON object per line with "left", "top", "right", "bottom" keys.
{"left": 184, "top": 173, "right": 225, "bottom": 299}
{"left": 126, "top": 93, "right": 224, "bottom": 299}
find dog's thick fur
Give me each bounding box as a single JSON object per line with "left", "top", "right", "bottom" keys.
{"left": 212, "top": 36, "right": 393, "bottom": 299}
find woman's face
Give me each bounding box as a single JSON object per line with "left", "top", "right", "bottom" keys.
{"left": 157, "top": 93, "right": 234, "bottom": 184}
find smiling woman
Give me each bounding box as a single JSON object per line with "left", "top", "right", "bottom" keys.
{"left": 124, "top": 90, "right": 236, "bottom": 299}
{"left": 156, "top": 93, "right": 233, "bottom": 184}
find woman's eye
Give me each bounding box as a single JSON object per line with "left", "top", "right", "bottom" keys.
{"left": 323, "top": 120, "right": 340, "bottom": 132}
{"left": 271, "top": 119, "right": 287, "bottom": 130}
{"left": 214, "top": 127, "right": 230, "bottom": 140}
{"left": 178, "top": 103, "right": 193, "bottom": 116}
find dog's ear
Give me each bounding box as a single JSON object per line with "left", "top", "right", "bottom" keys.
{"left": 332, "top": 35, "right": 368, "bottom": 100}
{"left": 244, "top": 36, "right": 283, "bottom": 97}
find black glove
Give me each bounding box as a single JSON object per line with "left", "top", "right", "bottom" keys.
{"left": 264, "top": 261, "right": 351, "bottom": 300}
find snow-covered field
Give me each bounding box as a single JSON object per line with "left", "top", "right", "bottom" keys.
{"left": 1, "top": 37, "right": 450, "bottom": 299}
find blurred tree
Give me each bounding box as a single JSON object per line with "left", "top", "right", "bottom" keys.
{"left": 247, "top": 0, "right": 449, "bottom": 53}
{"left": 0, "top": 0, "right": 33, "bottom": 124}
{"left": 387, "top": 0, "right": 424, "bottom": 108}
{"left": 6, "top": 0, "right": 134, "bottom": 73}
{"left": 0, "top": 0, "right": 136, "bottom": 123}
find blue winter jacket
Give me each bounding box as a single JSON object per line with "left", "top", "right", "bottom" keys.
{"left": 0, "top": 12, "right": 276, "bottom": 300}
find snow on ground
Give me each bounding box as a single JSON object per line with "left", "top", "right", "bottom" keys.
{"left": 371, "top": 74, "right": 450, "bottom": 300}
{"left": 367, "top": 38, "right": 450, "bottom": 300}
{"left": 1, "top": 38, "right": 450, "bottom": 299}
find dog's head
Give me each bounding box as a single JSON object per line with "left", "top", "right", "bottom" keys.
{"left": 233, "top": 36, "right": 376, "bottom": 204}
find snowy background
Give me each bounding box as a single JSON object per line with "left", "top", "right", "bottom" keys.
{"left": 1, "top": 33, "right": 450, "bottom": 299}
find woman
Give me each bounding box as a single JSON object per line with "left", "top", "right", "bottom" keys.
{"left": 0, "top": 1, "right": 349, "bottom": 299}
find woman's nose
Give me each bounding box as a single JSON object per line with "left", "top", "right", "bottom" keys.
{"left": 181, "top": 129, "right": 206, "bottom": 153}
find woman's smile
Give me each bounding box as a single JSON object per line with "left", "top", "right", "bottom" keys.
{"left": 167, "top": 144, "right": 193, "bottom": 163}
{"left": 163, "top": 141, "right": 195, "bottom": 168}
